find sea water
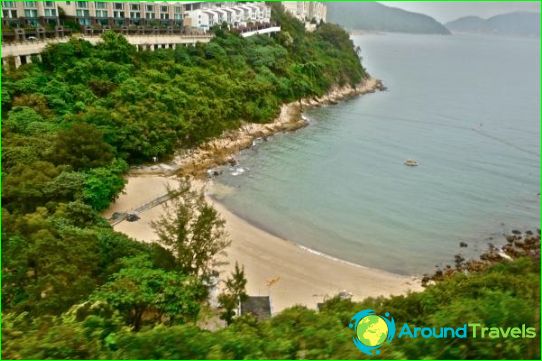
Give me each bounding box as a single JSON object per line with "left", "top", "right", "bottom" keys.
{"left": 213, "top": 33, "right": 540, "bottom": 275}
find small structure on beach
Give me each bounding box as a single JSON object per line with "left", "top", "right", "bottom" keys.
{"left": 240, "top": 296, "right": 271, "bottom": 320}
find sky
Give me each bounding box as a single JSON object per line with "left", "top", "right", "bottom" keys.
{"left": 380, "top": 1, "right": 541, "bottom": 23}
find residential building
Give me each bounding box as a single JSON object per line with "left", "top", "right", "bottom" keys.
{"left": 1, "top": 1, "right": 60, "bottom": 27}
{"left": 283, "top": 1, "right": 326, "bottom": 23}
{"left": 1, "top": 1, "right": 272, "bottom": 31}
{"left": 1, "top": 1, "right": 198, "bottom": 28}
{"left": 56, "top": 1, "right": 187, "bottom": 27}
{"left": 184, "top": 2, "right": 271, "bottom": 31}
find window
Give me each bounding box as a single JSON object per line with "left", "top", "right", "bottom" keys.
{"left": 2, "top": 9, "right": 17, "bottom": 18}
{"left": 130, "top": 11, "right": 140, "bottom": 19}
{"left": 95, "top": 9, "right": 108, "bottom": 18}
{"left": 161, "top": 6, "right": 167, "bottom": 12}
{"left": 76, "top": 9, "right": 90, "bottom": 17}
{"left": 174, "top": 6, "right": 181, "bottom": 14}
{"left": 24, "top": 2, "right": 37, "bottom": 8}
{"left": 2, "top": 2, "right": 15, "bottom": 8}
{"left": 95, "top": 2, "right": 106, "bottom": 9}
{"left": 24, "top": 9, "right": 38, "bottom": 17}
{"left": 145, "top": 12, "right": 154, "bottom": 19}
{"left": 44, "top": 1, "right": 55, "bottom": 7}
{"left": 130, "top": 4, "right": 139, "bottom": 11}
{"left": 146, "top": 5, "right": 153, "bottom": 12}
{"left": 78, "top": 18, "right": 90, "bottom": 25}
{"left": 174, "top": 13, "right": 182, "bottom": 20}
{"left": 160, "top": 13, "right": 169, "bottom": 20}
{"left": 114, "top": 3, "right": 123, "bottom": 10}
{"left": 44, "top": 9, "right": 56, "bottom": 17}
{"left": 113, "top": 10, "right": 124, "bottom": 18}
{"left": 76, "top": 1, "right": 88, "bottom": 9}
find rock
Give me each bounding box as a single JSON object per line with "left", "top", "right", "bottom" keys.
{"left": 525, "top": 230, "right": 533, "bottom": 235}
{"left": 111, "top": 212, "right": 125, "bottom": 220}
{"left": 459, "top": 241, "right": 468, "bottom": 248}
{"left": 126, "top": 213, "right": 140, "bottom": 222}
{"left": 511, "top": 229, "right": 521, "bottom": 235}
{"left": 505, "top": 234, "right": 515, "bottom": 243}
{"left": 227, "top": 157, "right": 238, "bottom": 166}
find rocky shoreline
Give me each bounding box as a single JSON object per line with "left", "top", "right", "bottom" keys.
{"left": 129, "top": 77, "right": 385, "bottom": 177}
{"left": 422, "top": 229, "right": 540, "bottom": 286}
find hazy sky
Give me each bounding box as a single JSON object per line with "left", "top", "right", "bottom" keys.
{"left": 380, "top": 1, "right": 541, "bottom": 22}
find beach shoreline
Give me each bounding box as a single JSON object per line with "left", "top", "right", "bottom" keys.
{"left": 104, "top": 77, "right": 422, "bottom": 312}
{"left": 105, "top": 175, "right": 422, "bottom": 312}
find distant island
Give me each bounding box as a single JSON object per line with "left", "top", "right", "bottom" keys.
{"left": 446, "top": 12, "right": 540, "bottom": 37}
{"left": 327, "top": 2, "right": 450, "bottom": 35}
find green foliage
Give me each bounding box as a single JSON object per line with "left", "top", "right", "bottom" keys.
{"left": 91, "top": 256, "right": 207, "bottom": 331}
{"left": 82, "top": 159, "right": 128, "bottom": 211}
{"left": 1, "top": 207, "right": 100, "bottom": 315}
{"left": 1, "top": 8, "right": 375, "bottom": 360}
{"left": 2, "top": 161, "right": 84, "bottom": 213}
{"left": 4, "top": 106, "right": 47, "bottom": 135}
{"left": 151, "top": 179, "right": 231, "bottom": 280}
{"left": 218, "top": 262, "right": 248, "bottom": 325}
{"left": 2, "top": 253, "right": 539, "bottom": 359}
{"left": 51, "top": 122, "right": 115, "bottom": 171}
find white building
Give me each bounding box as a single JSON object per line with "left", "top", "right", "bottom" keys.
{"left": 185, "top": 2, "right": 271, "bottom": 31}
{"left": 282, "top": 1, "right": 326, "bottom": 23}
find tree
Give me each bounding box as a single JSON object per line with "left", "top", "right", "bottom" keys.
{"left": 82, "top": 159, "right": 128, "bottom": 211}
{"left": 151, "top": 178, "right": 231, "bottom": 280}
{"left": 218, "top": 262, "right": 248, "bottom": 325}
{"left": 51, "top": 123, "right": 114, "bottom": 171}
{"left": 2, "top": 207, "right": 100, "bottom": 316}
{"left": 91, "top": 256, "right": 206, "bottom": 331}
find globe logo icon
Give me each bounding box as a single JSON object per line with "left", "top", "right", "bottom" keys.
{"left": 349, "top": 309, "right": 396, "bottom": 355}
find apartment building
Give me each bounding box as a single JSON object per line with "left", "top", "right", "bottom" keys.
{"left": 1, "top": 1, "right": 193, "bottom": 28}
{"left": 57, "top": 1, "right": 186, "bottom": 27}
{"left": 1, "top": 1, "right": 272, "bottom": 30}
{"left": 1, "top": 1, "right": 60, "bottom": 27}
{"left": 185, "top": 2, "right": 271, "bottom": 31}
{"left": 282, "top": 1, "right": 326, "bottom": 23}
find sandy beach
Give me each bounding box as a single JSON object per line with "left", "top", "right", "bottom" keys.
{"left": 104, "top": 175, "right": 421, "bottom": 313}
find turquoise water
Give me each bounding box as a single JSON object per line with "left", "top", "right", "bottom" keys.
{"left": 213, "top": 33, "right": 540, "bottom": 275}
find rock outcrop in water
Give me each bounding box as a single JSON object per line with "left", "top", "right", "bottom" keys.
{"left": 422, "top": 229, "right": 540, "bottom": 286}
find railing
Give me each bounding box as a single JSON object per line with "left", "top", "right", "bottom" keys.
{"left": 1, "top": 27, "right": 209, "bottom": 45}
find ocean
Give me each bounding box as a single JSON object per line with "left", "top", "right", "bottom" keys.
{"left": 212, "top": 33, "right": 540, "bottom": 275}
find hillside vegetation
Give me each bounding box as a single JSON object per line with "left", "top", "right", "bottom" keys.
{"left": 1, "top": 4, "right": 366, "bottom": 358}
{"left": 3, "top": 255, "right": 539, "bottom": 359}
